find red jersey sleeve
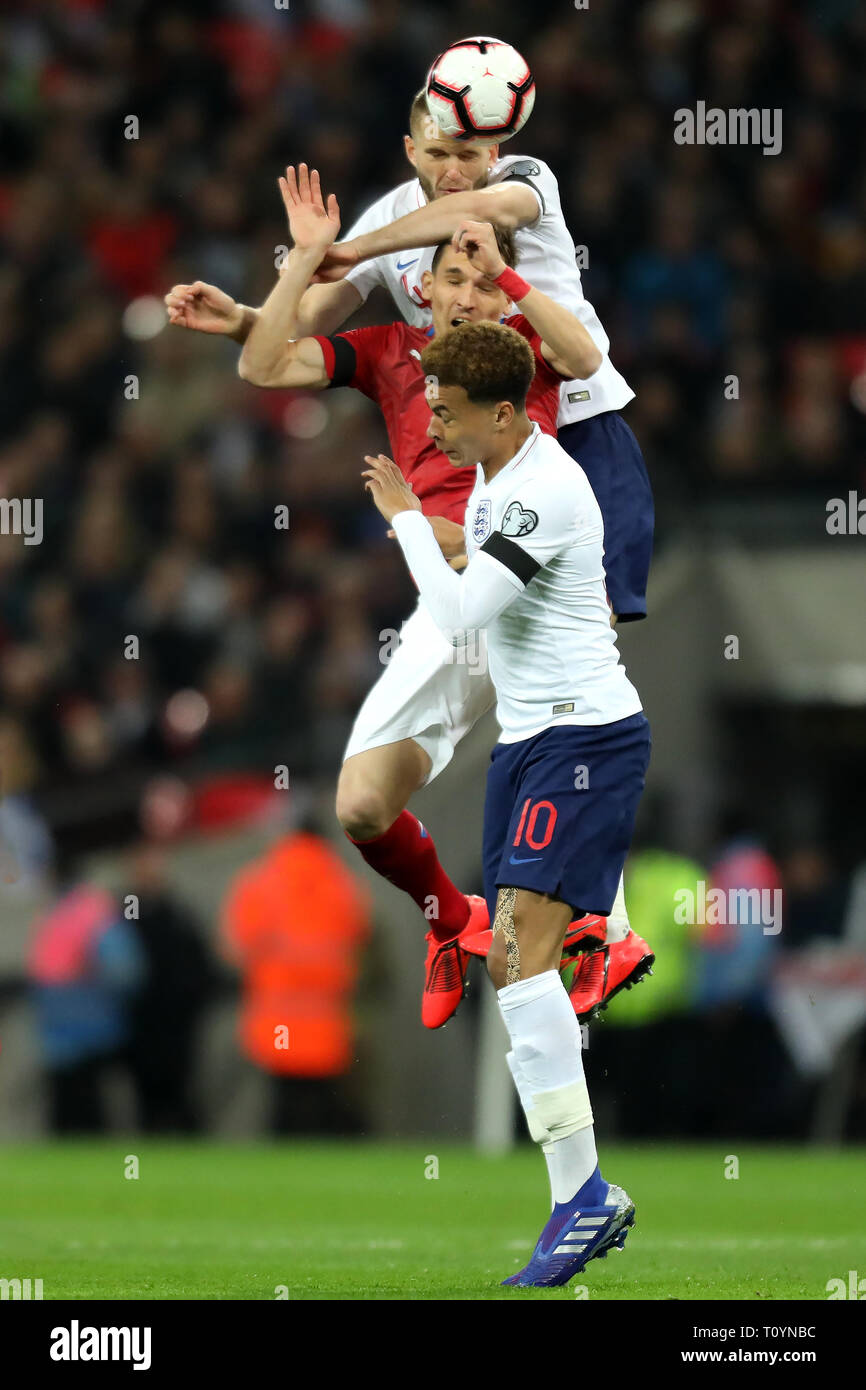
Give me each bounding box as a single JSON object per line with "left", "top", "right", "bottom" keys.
{"left": 506, "top": 312, "right": 542, "bottom": 358}
{"left": 506, "top": 312, "right": 571, "bottom": 389}
{"left": 311, "top": 323, "right": 397, "bottom": 400}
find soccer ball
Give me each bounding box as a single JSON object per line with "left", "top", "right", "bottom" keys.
{"left": 425, "top": 36, "right": 535, "bottom": 143}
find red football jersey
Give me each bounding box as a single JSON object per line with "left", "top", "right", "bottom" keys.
{"left": 315, "top": 315, "right": 564, "bottom": 524}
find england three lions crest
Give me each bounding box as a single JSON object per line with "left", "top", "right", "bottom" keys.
{"left": 472, "top": 499, "right": 492, "bottom": 543}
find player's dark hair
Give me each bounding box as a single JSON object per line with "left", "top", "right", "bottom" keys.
{"left": 420, "top": 321, "right": 535, "bottom": 411}
{"left": 431, "top": 224, "right": 518, "bottom": 274}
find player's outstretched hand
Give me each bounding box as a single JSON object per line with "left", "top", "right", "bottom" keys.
{"left": 363, "top": 455, "right": 423, "bottom": 524}
{"left": 279, "top": 163, "right": 341, "bottom": 255}
{"left": 451, "top": 220, "right": 506, "bottom": 279}
{"left": 164, "top": 281, "right": 242, "bottom": 334}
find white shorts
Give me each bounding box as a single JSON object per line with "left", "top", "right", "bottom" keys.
{"left": 343, "top": 602, "right": 496, "bottom": 784}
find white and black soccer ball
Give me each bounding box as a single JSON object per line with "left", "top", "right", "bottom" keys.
{"left": 425, "top": 36, "right": 535, "bottom": 143}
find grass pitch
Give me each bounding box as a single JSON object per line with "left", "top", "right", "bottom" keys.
{"left": 3, "top": 1141, "right": 862, "bottom": 1300}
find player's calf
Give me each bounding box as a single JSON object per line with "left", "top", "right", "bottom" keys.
{"left": 486, "top": 884, "right": 570, "bottom": 989}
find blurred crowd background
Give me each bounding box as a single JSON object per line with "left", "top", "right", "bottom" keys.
{"left": 1, "top": 0, "right": 865, "bottom": 1143}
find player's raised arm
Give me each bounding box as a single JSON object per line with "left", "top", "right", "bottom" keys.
{"left": 363, "top": 456, "right": 521, "bottom": 636}
{"left": 315, "top": 179, "right": 536, "bottom": 283}
{"left": 164, "top": 277, "right": 361, "bottom": 346}
{"left": 238, "top": 165, "right": 343, "bottom": 389}
{"left": 164, "top": 169, "right": 359, "bottom": 350}
{"left": 452, "top": 220, "right": 602, "bottom": 381}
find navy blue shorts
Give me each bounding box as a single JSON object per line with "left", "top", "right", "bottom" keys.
{"left": 557, "top": 412, "right": 654, "bottom": 622}
{"left": 482, "top": 714, "right": 651, "bottom": 921}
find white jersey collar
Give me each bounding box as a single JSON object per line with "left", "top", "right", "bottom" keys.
{"left": 474, "top": 422, "right": 540, "bottom": 487}
{"left": 500, "top": 421, "right": 541, "bottom": 475}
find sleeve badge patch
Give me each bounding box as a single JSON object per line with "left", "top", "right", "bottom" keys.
{"left": 504, "top": 161, "right": 541, "bottom": 179}
{"left": 501, "top": 501, "right": 539, "bottom": 538}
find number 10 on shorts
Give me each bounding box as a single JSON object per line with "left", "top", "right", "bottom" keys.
{"left": 512, "top": 798, "right": 558, "bottom": 851}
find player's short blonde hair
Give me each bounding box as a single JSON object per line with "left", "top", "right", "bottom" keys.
{"left": 409, "top": 89, "right": 430, "bottom": 136}
{"left": 420, "top": 321, "right": 535, "bottom": 409}
{"left": 409, "top": 87, "right": 497, "bottom": 147}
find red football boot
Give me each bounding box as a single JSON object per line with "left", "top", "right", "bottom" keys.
{"left": 456, "top": 894, "right": 492, "bottom": 957}
{"left": 561, "top": 913, "right": 607, "bottom": 959}
{"left": 461, "top": 908, "right": 605, "bottom": 962}
{"left": 422, "top": 895, "right": 488, "bottom": 1029}
{"left": 561, "top": 929, "right": 655, "bottom": 1022}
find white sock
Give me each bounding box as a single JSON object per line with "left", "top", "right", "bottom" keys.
{"left": 498, "top": 971, "right": 598, "bottom": 1204}
{"left": 507, "top": 1049, "right": 598, "bottom": 1208}
{"left": 543, "top": 1128, "right": 599, "bottom": 1205}
{"left": 604, "top": 871, "right": 630, "bottom": 944}
{"left": 505, "top": 1048, "right": 537, "bottom": 1123}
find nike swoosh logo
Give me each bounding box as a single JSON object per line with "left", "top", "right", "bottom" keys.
{"left": 396, "top": 257, "right": 418, "bottom": 271}
{"left": 509, "top": 853, "right": 544, "bottom": 865}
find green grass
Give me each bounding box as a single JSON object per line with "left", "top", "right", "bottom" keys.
{"left": 2, "top": 1141, "right": 863, "bottom": 1300}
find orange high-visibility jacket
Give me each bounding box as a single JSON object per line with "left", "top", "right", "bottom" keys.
{"left": 221, "top": 834, "right": 371, "bottom": 1076}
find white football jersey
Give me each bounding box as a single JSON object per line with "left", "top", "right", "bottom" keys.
{"left": 392, "top": 424, "right": 642, "bottom": 742}
{"left": 461, "top": 424, "right": 641, "bottom": 738}
{"left": 343, "top": 153, "right": 634, "bottom": 426}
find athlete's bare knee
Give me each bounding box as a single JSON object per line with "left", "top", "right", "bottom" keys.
{"left": 337, "top": 740, "right": 429, "bottom": 840}
{"left": 335, "top": 775, "right": 394, "bottom": 841}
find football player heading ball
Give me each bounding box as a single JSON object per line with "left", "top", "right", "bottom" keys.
{"left": 164, "top": 45, "right": 655, "bottom": 1026}
{"left": 300, "top": 58, "right": 656, "bottom": 999}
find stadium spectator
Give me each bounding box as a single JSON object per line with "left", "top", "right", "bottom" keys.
{"left": 779, "top": 839, "right": 850, "bottom": 949}
{"left": 0, "top": 712, "right": 53, "bottom": 889}
{"left": 124, "top": 840, "right": 220, "bottom": 1134}
{"left": 689, "top": 819, "right": 794, "bottom": 1136}
{"left": 27, "top": 860, "right": 144, "bottom": 1133}
{"left": 586, "top": 807, "right": 706, "bottom": 1138}
{"left": 220, "top": 818, "right": 372, "bottom": 1135}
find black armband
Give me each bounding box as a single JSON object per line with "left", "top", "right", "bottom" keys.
{"left": 323, "top": 334, "right": 357, "bottom": 388}
{"left": 480, "top": 531, "right": 540, "bottom": 586}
